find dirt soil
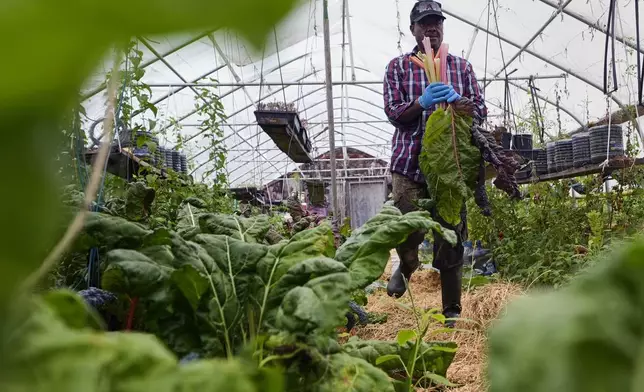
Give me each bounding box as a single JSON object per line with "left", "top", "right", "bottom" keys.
{"left": 352, "top": 253, "right": 522, "bottom": 392}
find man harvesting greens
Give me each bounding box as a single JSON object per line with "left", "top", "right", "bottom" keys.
{"left": 383, "top": 0, "right": 487, "bottom": 325}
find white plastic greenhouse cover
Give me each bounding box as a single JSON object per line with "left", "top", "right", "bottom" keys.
{"left": 81, "top": 0, "right": 644, "bottom": 187}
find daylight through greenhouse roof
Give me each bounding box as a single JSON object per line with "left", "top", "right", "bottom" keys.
{"left": 81, "top": 0, "right": 644, "bottom": 187}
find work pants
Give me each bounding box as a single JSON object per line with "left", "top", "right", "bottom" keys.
{"left": 391, "top": 173, "right": 467, "bottom": 313}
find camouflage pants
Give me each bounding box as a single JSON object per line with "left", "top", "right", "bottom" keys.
{"left": 391, "top": 173, "right": 468, "bottom": 271}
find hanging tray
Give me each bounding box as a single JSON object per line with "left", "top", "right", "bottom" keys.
{"left": 254, "top": 110, "right": 312, "bottom": 163}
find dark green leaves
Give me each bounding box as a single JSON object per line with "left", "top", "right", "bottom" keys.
{"left": 335, "top": 206, "right": 456, "bottom": 290}
{"left": 44, "top": 203, "right": 460, "bottom": 390}
{"left": 199, "top": 213, "right": 272, "bottom": 243}
{"left": 275, "top": 258, "right": 351, "bottom": 335}
{"left": 4, "top": 294, "right": 276, "bottom": 392}
{"left": 312, "top": 353, "right": 395, "bottom": 392}
{"left": 102, "top": 249, "right": 173, "bottom": 297}
{"left": 74, "top": 212, "right": 151, "bottom": 252}
{"left": 419, "top": 107, "right": 480, "bottom": 225}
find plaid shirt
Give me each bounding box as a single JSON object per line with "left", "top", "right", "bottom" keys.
{"left": 383, "top": 46, "right": 487, "bottom": 184}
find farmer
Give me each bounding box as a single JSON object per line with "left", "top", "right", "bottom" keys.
{"left": 383, "top": 0, "right": 487, "bottom": 325}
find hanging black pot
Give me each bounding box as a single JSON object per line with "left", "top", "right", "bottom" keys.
{"left": 516, "top": 149, "right": 534, "bottom": 161}
{"left": 571, "top": 132, "right": 591, "bottom": 168}
{"left": 589, "top": 125, "right": 624, "bottom": 163}
{"left": 156, "top": 147, "right": 166, "bottom": 169}
{"left": 512, "top": 133, "right": 533, "bottom": 150}
{"left": 546, "top": 141, "right": 557, "bottom": 173}
{"left": 172, "top": 150, "right": 181, "bottom": 172}
{"left": 180, "top": 153, "right": 188, "bottom": 174}
{"left": 555, "top": 139, "right": 573, "bottom": 171}
{"left": 534, "top": 148, "right": 548, "bottom": 175}
{"left": 164, "top": 149, "right": 174, "bottom": 170}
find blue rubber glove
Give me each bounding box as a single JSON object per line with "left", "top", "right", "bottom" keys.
{"left": 418, "top": 82, "right": 450, "bottom": 109}
{"left": 445, "top": 86, "right": 461, "bottom": 103}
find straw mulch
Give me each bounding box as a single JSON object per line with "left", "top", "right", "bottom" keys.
{"left": 353, "top": 258, "right": 522, "bottom": 392}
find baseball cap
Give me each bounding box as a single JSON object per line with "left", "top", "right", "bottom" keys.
{"left": 410, "top": 1, "right": 446, "bottom": 24}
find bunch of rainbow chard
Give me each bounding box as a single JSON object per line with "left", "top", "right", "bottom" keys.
{"left": 418, "top": 38, "right": 521, "bottom": 226}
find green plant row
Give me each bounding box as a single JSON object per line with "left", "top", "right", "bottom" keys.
{"left": 5, "top": 195, "right": 462, "bottom": 391}
{"left": 467, "top": 169, "right": 644, "bottom": 287}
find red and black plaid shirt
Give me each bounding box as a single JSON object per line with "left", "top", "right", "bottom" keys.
{"left": 383, "top": 46, "right": 488, "bottom": 184}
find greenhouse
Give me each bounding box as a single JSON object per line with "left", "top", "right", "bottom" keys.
{"left": 4, "top": 0, "right": 644, "bottom": 391}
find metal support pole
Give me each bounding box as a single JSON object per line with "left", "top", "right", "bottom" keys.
{"left": 182, "top": 120, "right": 393, "bottom": 127}
{"left": 233, "top": 156, "right": 389, "bottom": 164}
{"left": 345, "top": 0, "right": 357, "bottom": 82}
{"left": 484, "top": 0, "right": 573, "bottom": 88}
{"left": 538, "top": 0, "right": 644, "bottom": 56}
{"left": 323, "top": 0, "right": 339, "bottom": 219}
{"left": 229, "top": 143, "right": 390, "bottom": 153}
{"left": 465, "top": 27, "right": 479, "bottom": 60}
{"left": 264, "top": 174, "right": 391, "bottom": 182}
{"left": 144, "top": 74, "right": 566, "bottom": 87}
{"left": 441, "top": 6, "right": 643, "bottom": 140}
{"left": 249, "top": 166, "right": 388, "bottom": 174}
{"left": 340, "top": 0, "right": 349, "bottom": 178}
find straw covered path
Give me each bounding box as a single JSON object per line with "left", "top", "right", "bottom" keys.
{"left": 352, "top": 252, "right": 522, "bottom": 391}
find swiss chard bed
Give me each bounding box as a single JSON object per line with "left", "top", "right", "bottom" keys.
{"left": 5, "top": 203, "right": 461, "bottom": 392}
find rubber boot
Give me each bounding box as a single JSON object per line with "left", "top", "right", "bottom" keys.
{"left": 387, "top": 262, "right": 418, "bottom": 298}
{"left": 440, "top": 265, "right": 463, "bottom": 328}
{"left": 387, "top": 231, "right": 424, "bottom": 298}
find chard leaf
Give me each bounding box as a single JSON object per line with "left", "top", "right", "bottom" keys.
{"left": 102, "top": 249, "right": 173, "bottom": 297}
{"left": 199, "top": 213, "right": 271, "bottom": 243}
{"left": 256, "top": 224, "right": 336, "bottom": 330}
{"left": 275, "top": 258, "right": 351, "bottom": 335}
{"left": 74, "top": 212, "right": 151, "bottom": 251}
{"left": 172, "top": 234, "right": 267, "bottom": 352}
{"left": 124, "top": 182, "right": 156, "bottom": 222}
{"left": 4, "top": 294, "right": 273, "bottom": 392}
{"left": 488, "top": 238, "right": 644, "bottom": 392}
{"left": 139, "top": 245, "right": 175, "bottom": 266}
{"left": 419, "top": 107, "right": 480, "bottom": 225}
{"left": 335, "top": 206, "right": 456, "bottom": 290}
{"left": 311, "top": 353, "right": 395, "bottom": 392}
{"left": 176, "top": 198, "right": 207, "bottom": 234}
{"left": 171, "top": 265, "right": 209, "bottom": 311}
{"left": 267, "top": 257, "right": 348, "bottom": 313}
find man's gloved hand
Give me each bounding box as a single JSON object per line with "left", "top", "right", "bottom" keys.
{"left": 445, "top": 85, "right": 461, "bottom": 103}
{"left": 418, "top": 82, "right": 462, "bottom": 108}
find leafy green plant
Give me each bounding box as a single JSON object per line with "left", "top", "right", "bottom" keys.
{"left": 467, "top": 173, "right": 644, "bottom": 287}
{"left": 488, "top": 236, "right": 644, "bottom": 392}
{"left": 419, "top": 107, "right": 480, "bottom": 226}
{"left": 586, "top": 210, "right": 604, "bottom": 254}
{"left": 3, "top": 290, "right": 284, "bottom": 392}
{"left": 44, "top": 203, "right": 460, "bottom": 391}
